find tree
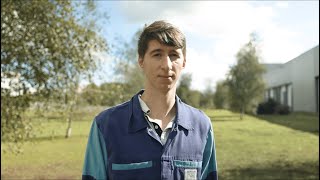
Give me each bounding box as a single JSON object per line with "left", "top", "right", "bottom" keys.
{"left": 80, "top": 83, "right": 102, "bottom": 105}
{"left": 188, "top": 90, "right": 202, "bottom": 108}
{"left": 114, "top": 29, "right": 145, "bottom": 96}
{"left": 176, "top": 73, "right": 203, "bottom": 107}
{"left": 79, "top": 82, "right": 129, "bottom": 107}
{"left": 177, "top": 73, "right": 193, "bottom": 103}
{"left": 200, "top": 83, "right": 215, "bottom": 108}
{"left": 1, "top": 0, "right": 108, "bottom": 151}
{"left": 99, "top": 82, "right": 130, "bottom": 106}
{"left": 213, "top": 80, "right": 229, "bottom": 109}
{"left": 226, "top": 33, "right": 266, "bottom": 119}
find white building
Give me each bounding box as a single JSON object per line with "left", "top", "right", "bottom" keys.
{"left": 263, "top": 45, "right": 319, "bottom": 113}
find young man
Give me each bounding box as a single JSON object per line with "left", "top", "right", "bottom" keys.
{"left": 82, "top": 20, "right": 218, "bottom": 180}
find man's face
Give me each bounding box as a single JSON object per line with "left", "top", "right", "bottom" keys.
{"left": 139, "top": 40, "right": 186, "bottom": 92}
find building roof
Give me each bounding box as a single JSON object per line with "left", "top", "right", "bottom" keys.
{"left": 262, "top": 45, "right": 319, "bottom": 72}
{"left": 261, "top": 63, "right": 283, "bottom": 72}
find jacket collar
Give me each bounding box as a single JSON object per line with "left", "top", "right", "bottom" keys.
{"left": 128, "top": 90, "right": 193, "bottom": 133}
{"left": 128, "top": 90, "right": 149, "bottom": 133}
{"left": 175, "top": 95, "right": 193, "bottom": 131}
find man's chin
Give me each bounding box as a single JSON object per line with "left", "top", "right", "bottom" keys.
{"left": 158, "top": 84, "right": 176, "bottom": 92}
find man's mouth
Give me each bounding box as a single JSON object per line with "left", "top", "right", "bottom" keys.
{"left": 158, "top": 75, "right": 173, "bottom": 78}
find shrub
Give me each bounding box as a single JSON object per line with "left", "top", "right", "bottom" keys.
{"left": 257, "top": 98, "right": 290, "bottom": 115}
{"left": 274, "top": 104, "right": 290, "bottom": 115}
{"left": 257, "top": 98, "right": 278, "bottom": 114}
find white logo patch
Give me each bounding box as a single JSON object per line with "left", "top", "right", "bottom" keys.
{"left": 185, "top": 169, "right": 197, "bottom": 180}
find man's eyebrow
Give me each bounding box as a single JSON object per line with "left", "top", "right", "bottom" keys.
{"left": 149, "top": 49, "right": 163, "bottom": 54}
{"left": 169, "top": 49, "right": 180, "bottom": 53}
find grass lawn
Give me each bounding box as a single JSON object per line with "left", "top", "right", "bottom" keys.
{"left": 204, "top": 109, "right": 319, "bottom": 180}
{"left": 1, "top": 107, "right": 319, "bottom": 180}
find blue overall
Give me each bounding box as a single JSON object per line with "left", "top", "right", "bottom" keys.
{"left": 82, "top": 91, "right": 218, "bottom": 180}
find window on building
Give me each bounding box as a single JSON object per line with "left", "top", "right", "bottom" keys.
{"left": 288, "top": 83, "right": 293, "bottom": 111}
{"left": 316, "top": 76, "right": 319, "bottom": 113}
{"left": 283, "top": 90, "right": 288, "bottom": 106}
{"left": 274, "top": 87, "right": 281, "bottom": 103}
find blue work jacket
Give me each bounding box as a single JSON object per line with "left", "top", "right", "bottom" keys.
{"left": 82, "top": 91, "right": 218, "bottom": 180}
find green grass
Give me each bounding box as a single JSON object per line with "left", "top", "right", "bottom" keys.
{"left": 204, "top": 109, "right": 319, "bottom": 180}
{"left": 1, "top": 107, "right": 319, "bottom": 180}
{"left": 1, "top": 106, "right": 105, "bottom": 180}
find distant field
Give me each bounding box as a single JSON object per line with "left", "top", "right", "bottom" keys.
{"left": 1, "top": 107, "right": 319, "bottom": 180}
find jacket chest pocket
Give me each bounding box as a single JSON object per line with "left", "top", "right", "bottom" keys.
{"left": 173, "top": 160, "right": 202, "bottom": 180}
{"left": 112, "top": 161, "right": 152, "bottom": 171}
{"left": 110, "top": 161, "right": 153, "bottom": 180}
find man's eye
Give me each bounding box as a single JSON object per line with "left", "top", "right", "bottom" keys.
{"left": 153, "top": 54, "right": 161, "bottom": 57}
{"left": 170, "top": 54, "right": 180, "bottom": 59}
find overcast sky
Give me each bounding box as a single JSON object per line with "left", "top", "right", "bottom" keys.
{"left": 92, "top": 1, "right": 319, "bottom": 92}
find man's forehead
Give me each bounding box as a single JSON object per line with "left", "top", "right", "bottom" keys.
{"left": 147, "top": 40, "right": 182, "bottom": 52}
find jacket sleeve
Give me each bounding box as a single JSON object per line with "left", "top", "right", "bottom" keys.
{"left": 82, "top": 119, "right": 108, "bottom": 180}
{"left": 201, "top": 126, "right": 218, "bottom": 180}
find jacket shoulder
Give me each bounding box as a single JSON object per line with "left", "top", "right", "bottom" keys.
{"left": 94, "top": 100, "right": 130, "bottom": 128}
{"left": 182, "top": 102, "right": 212, "bottom": 128}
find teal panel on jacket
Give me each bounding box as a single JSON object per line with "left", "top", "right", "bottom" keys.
{"left": 82, "top": 120, "right": 108, "bottom": 180}
{"left": 112, "top": 161, "right": 153, "bottom": 170}
{"left": 173, "top": 160, "right": 202, "bottom": 168}
{"left": 201, "top": 128, "right": 218, "bottom": 179}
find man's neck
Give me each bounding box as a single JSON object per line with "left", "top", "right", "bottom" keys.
{"left": 141, "top": 87, "right": 176, "bottom": 121}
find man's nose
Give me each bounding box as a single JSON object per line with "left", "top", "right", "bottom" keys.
{"left": 161, "top": 55, "right": 172, "bottom": 70}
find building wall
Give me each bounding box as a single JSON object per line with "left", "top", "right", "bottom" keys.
{"left": 263, "top": 45, "right": 319, "bottom": 112}
{"left": 314, "top": 46, "right": 319, "bottom": 112}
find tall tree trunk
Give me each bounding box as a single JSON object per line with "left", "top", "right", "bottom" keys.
{"left": 65, "top": 116, "right": 72, "bottom": 138}
{"left": 240, "top": 106, "right": 244, "bottom": 120}
{"left": 65, "top": 90, "right": 77, "bottom": 138}
{"left": 65, "top": 92, "right": 72, "bottom": 138}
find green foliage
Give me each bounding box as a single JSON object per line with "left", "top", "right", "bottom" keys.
{"left": 1, "top": 0, "right": 108, "bottom": 151}
{"left": 178, "top": 73, "right": 192, "bottom": 89}
{"left": 176, "top": 73, "right": 192, "bottom": 101}
{"left": 226, "top": 33, "right": 266, "bottom": 117}
{"left": 257, "top": 98, "right": 290, "bottom": 115}
{"left": 200, "top": 86, "right": 215, "bottom": 108}
{"left": 1, "top": 91, "right": 34, "bottom": 153}
{"left": 188, "top": 90, "right": 202, "bottom": 108}
{"left": 99, "top": 82, "right": 131, "bottom": 106}
{"left": 1, "top": 0, "right": 107, "bottom": 92}
{"left": 124, "top": 64, "right": 145, "bottom": 94}
{"left": 213, "top": 80, "right": 229, "bottom": 109}
{"left": 177, "top": 73, "right": 193, "bottom": 102}
{"left": 78, "top": 83, "right": 101, "bottom": 105}
{"left": 177, "top": 73, "right": 215, "bottom": 108}
{"left": 113, "top": 29, "right": 145, "bottom": 95}
{"left": 80, "top": 82, "right": 130, "bottom": 106}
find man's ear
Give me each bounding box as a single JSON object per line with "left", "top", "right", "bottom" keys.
{"left": 182, "top": 57, "right": 186, "bottom": 69}
{"left": 138, "top": 57, "right": 144, "bottom": 68}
